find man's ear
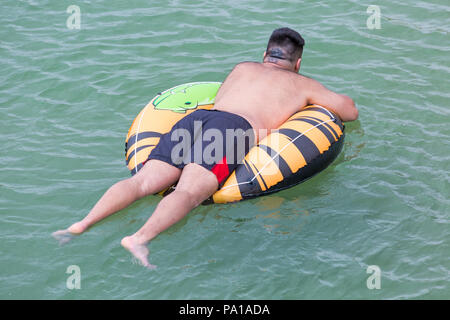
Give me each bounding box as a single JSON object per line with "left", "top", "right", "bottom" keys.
{"left": 295, "top": 58, "right": 302, "bottom": 72}
{"left": 263, "top": 51, "right": 267, "bottom": 61}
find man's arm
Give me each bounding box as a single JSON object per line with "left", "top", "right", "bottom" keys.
{"left": 304, "top": 78, "right": 358, "bottom": 122}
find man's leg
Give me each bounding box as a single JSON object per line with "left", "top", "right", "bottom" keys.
{"left": 52, "top": 160, "right": 181, "bottom": 242}
{"left": 121, "top": 163, "right": 219, "bottom": 268}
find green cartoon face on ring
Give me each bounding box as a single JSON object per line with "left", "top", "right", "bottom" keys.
{"left": 152, "top": 82, "right": 222, "bottom": 113}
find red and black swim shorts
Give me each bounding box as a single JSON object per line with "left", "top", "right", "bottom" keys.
{"left": 146, "top": 109, "right": 255, "bottom": 187}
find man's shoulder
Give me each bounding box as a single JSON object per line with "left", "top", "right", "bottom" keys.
{"left": 296, "top": 73, "right": 320, "bottom": 86}
{"left": 233, "top": 61, "right": 261, "bottom": 69}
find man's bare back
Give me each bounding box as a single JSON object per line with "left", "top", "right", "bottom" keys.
{"left": 214, "top": 61, "right": 358, "bottom": 141}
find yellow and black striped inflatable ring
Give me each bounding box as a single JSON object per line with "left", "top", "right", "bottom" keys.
{"left": 125, "top": 82, "right": 345, "bottom": 204}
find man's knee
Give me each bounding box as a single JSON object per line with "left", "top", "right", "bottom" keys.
{"left": 172, "top": 187, "right": 205, "bottom": 208}
{"left": 129, "top": 174, "right": 154, "bottom": 198}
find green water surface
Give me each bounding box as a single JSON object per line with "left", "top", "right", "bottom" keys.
{"left": 0, "top": 0, "right": 449, "bottom": 299}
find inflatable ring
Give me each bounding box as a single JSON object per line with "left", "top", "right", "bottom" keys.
{"left": 125, "top": 82, "right": 345, "bottom": 204}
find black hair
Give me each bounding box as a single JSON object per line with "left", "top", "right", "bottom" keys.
{"left": 266, "top": 27, "right": 305, "bottom": 62}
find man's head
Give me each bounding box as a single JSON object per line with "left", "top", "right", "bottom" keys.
{"left": 263, "top": 27, "right": 305, "bottom": 73}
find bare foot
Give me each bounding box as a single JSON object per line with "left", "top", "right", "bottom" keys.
{"left": 121, "top": 236, "right": 156, "bottom": 269}
{"left": 67, "top": 221, "right": 87, "bottom": 234}
{"left": 52, "top": 221, "right": 87, "bottom": 246}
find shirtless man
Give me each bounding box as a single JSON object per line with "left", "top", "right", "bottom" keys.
{"left": 53, "top": 28, "right": 358, "bottom": 268}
